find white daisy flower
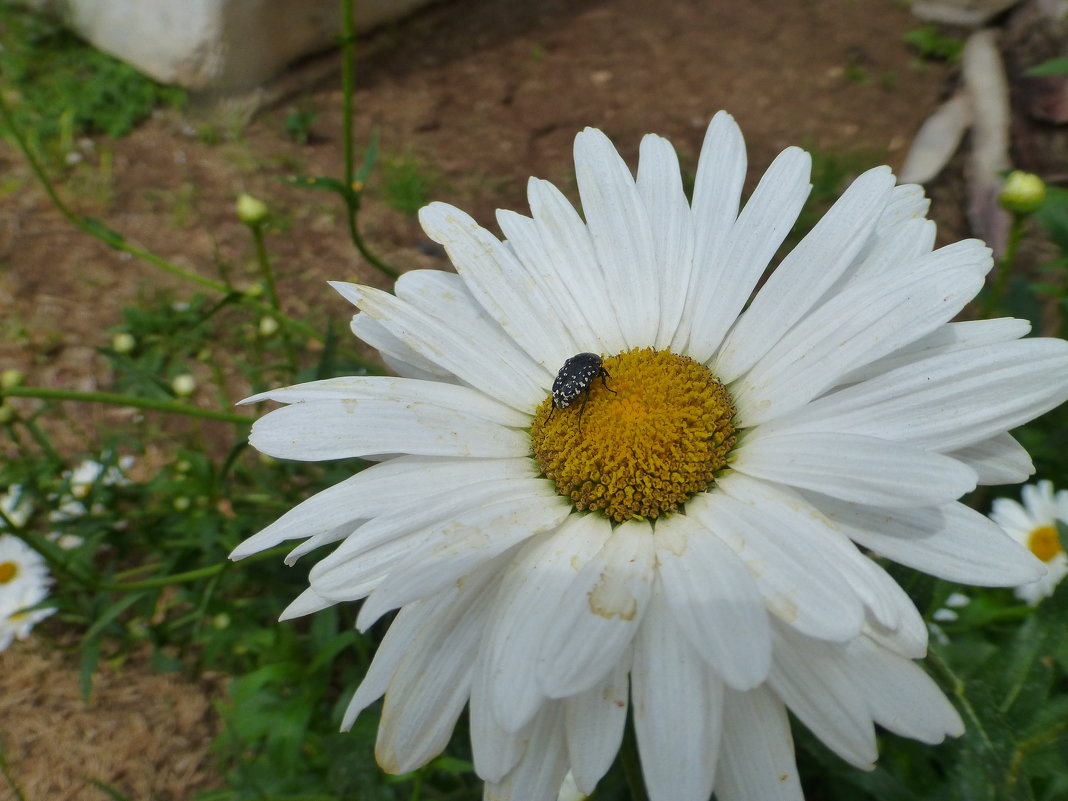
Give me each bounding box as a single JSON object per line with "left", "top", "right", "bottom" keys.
{"left": 232, "top": 112, "right": 1068, "bottom": 801}
{"left": 64, "top": 455, "right": 135, "bottom": 500}
{"left": 0, "top": 484, "right": 33, "bottom": 529}
{"left": 989, "top": 480, "right": 1068, "bottom": 604}
{"left": 0, "top": 534, "right": 55, "bottom": 651}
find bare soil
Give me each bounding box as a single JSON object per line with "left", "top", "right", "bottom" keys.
{"left": 0, "top": 0, "right": 953, "bottom": 798}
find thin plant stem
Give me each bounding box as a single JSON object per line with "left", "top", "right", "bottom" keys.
{"left": 0, "top": 89, "right": 228, "bottom": 295}
{"left": 341, "top": 0, "right": 399, "bottom": 280}
{"left": 248, "top": 222, "right": 299, "bottom": 372}
{"left": 4, "top": 386, "right": 251, "bottom": 425}
{"left": 986, "top": 214, "right": 1027, "bottom": 316}
{"left": 18, "top": 416, "right": 63, "bottom": 463}
{"left": 0, "top": 90, "right": 382, "bottom": 372}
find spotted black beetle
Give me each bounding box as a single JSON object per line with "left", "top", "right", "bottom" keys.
{"left": 547, "top": 352, "right": 616, "bottom": 429}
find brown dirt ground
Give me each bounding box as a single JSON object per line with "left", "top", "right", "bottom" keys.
{"left": 0, "top": 0, "right": 956, "bottom": 798}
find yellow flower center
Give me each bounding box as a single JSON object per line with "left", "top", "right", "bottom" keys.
{"left": 531, "top": 347, "right": 736, "bottom": 522}
{"left": 0, "top": 560, "right": 18, "bottom": 584}
{"left": 1028, "top": 525, "right": 1063, "bottom": 563}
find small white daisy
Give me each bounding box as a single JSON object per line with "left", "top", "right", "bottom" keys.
{"left": 0, "top": 534, "right": 55, "bottom": 651}
{"left": 989, "top": 480, "right": 1068, "bottom": 604}
{"left": 233, "top": 113, "right": 1068, "bottom": 801}
{"left": 0, "top": 484, "right": 33, "bottom": 529}
{"left": 65, "top": 455, "right": 134, "bottom": 500}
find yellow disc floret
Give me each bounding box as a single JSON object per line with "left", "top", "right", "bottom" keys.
{"left": 531, "top": 347, "right": 736, "bottom": 522}
{"left": 1028, "top": 525, "right": 1063, "bottom": 563}
{"left": 0, "top": 560, "right": 17, "bottom": 584}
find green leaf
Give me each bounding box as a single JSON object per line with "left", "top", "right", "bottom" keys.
{"left": 1025, "top": 58, "right": 1068, "bottom": 76}
{"left": 356, "top": 129, "right": 380, "bottom": 183}
{"left": 1033, "top": 186, "right": 1068, "bottom": 253}
{"left": 278, "top": 174, "right": 347, "bottom": 193}
{"left": 79, "top": 637, "right": 101, "bottom": 702}
{"left": 80, "top": 216, "right": 126, "bottom": 248}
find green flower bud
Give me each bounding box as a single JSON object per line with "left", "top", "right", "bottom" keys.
{"left": 236, "top": 193, "right": 269, "bottom": 225}
{"left": 171, "top": 374, "right": 196, "bottom": 397}
{"left": 111, "top": 332, "right": 136, "bottom": 354}
{"left": 259, "top": 316, "right": 280, "bottom": 337}
{"left": 999, "top": 171, "right": 1046, "bottom": 215}
{"left": 1, "top": 369, "right": 25, "bottom": 389}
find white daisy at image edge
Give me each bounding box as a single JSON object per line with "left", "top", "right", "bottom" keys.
{"left": 0, "top": 533, "right": 56, "bottom": 652}
{"left": 231, "top": 111, "right": 1068, "bottom": 801}
{"left": 990, "top": 480, "right": 1068, "bottom": 605}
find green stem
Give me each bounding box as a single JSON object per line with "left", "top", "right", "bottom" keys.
{"left": 19, "top": 416, "right": 63, "bottom": 463}
{"left": 986, "top": 214, "right": 1027, "bottom": 315}
{"left": 0, "top": 88, "right": 380, "bottom": 371}
{"left": 0, "top": 89, "right": 230, "bottom": 294}
{"left": 340, "top": 0, "right": 399, "bottom": 280}
{"left": 97, "top": 561, "right": 229, "bottom": 591}
{"left": 249, "top": 223, "right": 299, "bottom": 372}
{"left": 4, "top": 386, "right": 251, "bottom": 425}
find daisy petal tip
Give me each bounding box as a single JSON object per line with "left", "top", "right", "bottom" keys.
{"left": 328, "top": 281, "right": 364, "bottom": 307}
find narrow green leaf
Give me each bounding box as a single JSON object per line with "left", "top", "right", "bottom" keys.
{"left": 1025, "top": 58, "right": 1068, "bottom": 76}
{"left": 355, "top": 129, "right": 379, "bottom": 183}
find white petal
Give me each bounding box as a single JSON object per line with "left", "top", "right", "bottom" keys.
{"left": 334, "top": 281, "right": 547, "bottom": 412}
{"left": 249, "top": 397, "right": 530, "bottom": 462}
{"left": 733, "top": 240, "right": 989, "bottom": 426}
{"left": 232, "top": 456, "right": 535, "bottom": 560}
{"left": 714, "top": 687, "right": 803, "bottom": 801}
{"left": 470, "top": 648, "right": 526, "bottom": 782}
{"left": 574, "top": 127, "right": 660, "bottom": 347}
{"left": 835, "top": 217, "right": 936, "bottom": 293}
{"left": 484, "top": 514, "right": 613, "bottom": 733}
{"left": 279, "top": 586, "right": 334, "bottom": 620}
{"left": 632, "top": 580, "right": 722, "bottom": 801}
{"left": 484, "top": 704, "right": 569, "bottom": 801}
{"left": 812, "top": 496, "right": 1046, "bottom": 586}
{"left": 768, "top": 626, "right": 878, "bottom": 769}
{"left": 241, "top": 375, "right": 527, "bottom": 427}
{"left": 538, "top": 519, "right": 655, "bottom": 698}
{"left": 351, "top": 312, "right": 455, "bottom": 381}
{"left": 527, "top": 178, "right": 627, "bottom": 354}
{"left": 564, "top": 655, "right": 630, "bottom": 794}
{"left": 419, "top": 203, "right": 576, "bottom": 371}
{"left": 718, "top": 474, "right": 915, "bottom": 633}
{"left": 950, "top": 433, "right": 1034, "bottom": 485}
{"left": 283, "top": 524, "right": 363, "bottom": 565}
{"left": 714, "top": 166, "right": 895, "bottom": 383}
{"left": 636, "top": 133, "right": 695, "bottom": 350}
{"left": 654, "top": 513, "right": 771, "bottom": 690}
{"left": 880, "top": 183, "right": 932, "bottom": 226}
{"left": 496, "top": 210, "right": 591, "bottom": 352}
{"left": 356, "top": 489, "right": 571, "bottom": 629}
{"left": 686, "top": 486, "right": 864, "bottom": 641}
{"left": 759, "top": 337, "right": 1068, "bottom": 454}
{"left": 375, "top": 567, "right": 498, "bottom": 774}
{"left": 840, "top": 636, "right": 963, "bottom": 743}
{"left": 862, "top": 581, "right": 930, "bottom": 661}
{"left": 676, "top": 112, "right": 746, "bottom": 352}
{"left": 733, "top": 431, "right": 977, "bottom": 507}
{"left": 341, "top": 591, "right": 450, "bottom": 730}
{"left": 309, "top": 476, "right": 549, "bottom": 603}
{"left": 836, "top": 317, "right": 1030, "bottom": 386}
{"left": 687, "top": 146, "right": 812, "bottom": 362}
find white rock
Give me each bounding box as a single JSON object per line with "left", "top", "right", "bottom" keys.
{"left": 14, "top": 0, "right": 436, "bottom": 91}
